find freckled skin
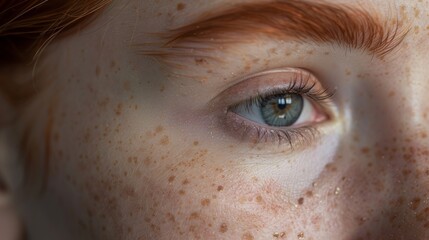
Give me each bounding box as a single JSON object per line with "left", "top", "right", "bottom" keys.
{"left": 2, "top": 0, "right": 429, "bottom": 240}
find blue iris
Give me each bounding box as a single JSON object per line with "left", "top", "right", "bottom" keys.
{"left": 260, "top": 94, "right": 304, "bottom": 126}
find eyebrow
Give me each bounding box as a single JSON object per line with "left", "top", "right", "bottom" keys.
{"left": 143, "top": 0, "right": 408, "bottom": 61}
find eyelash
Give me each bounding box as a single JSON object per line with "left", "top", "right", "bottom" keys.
{"left": 237, "top": 74, "right": 334, "bottom": 112}
{"left": 227, "top": 74, "right": 335, "bottom": 147}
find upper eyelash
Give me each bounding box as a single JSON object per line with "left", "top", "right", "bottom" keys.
{"left": 230, "top": 73, "right": 335, "bottom": 113}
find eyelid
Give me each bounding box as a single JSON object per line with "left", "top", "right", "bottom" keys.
{"left": 208, "top": 67, "right": 337, "bottom": 147}
{"left": 210, "top": 67, "right": 332, "bottom": 112}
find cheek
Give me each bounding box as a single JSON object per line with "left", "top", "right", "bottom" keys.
{"left": 48, "top": 105, "right": 329, "bottom": 240}
{"left": 43, "top": 94, "right": 341, "bottom": 240}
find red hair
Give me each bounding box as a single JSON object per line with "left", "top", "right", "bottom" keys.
{"left": 0, "top": 0, "right": 112, "bottom": 65}
{"left": 0, "top": 0, "right": 112, "bottom": 107}
{"left": 0, "top": 0, "right": 112, "bottom": 192}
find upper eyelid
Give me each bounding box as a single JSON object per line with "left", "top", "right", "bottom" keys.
{"left": 208, "top": 68, "right": 332, "bottom": 112}
{"left": 214, "top": 68, "right": 320, "bottom": 99}
{"left": 233, "top": 79, "right": 334, "bottom": 117}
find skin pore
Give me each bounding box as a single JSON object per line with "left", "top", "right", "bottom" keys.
{"left": 1, "top": 0, "right": 429, "bottom": 239}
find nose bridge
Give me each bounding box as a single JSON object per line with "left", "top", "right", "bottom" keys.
{"left": 358, "top": 55, "right": 429, "bottom": 148}
{"left": 365, "top": 60, "right": 429, "bottom": 185}
{"left": 383, "top": 62, "right": 429, "bottom": 165}
{"left": 339, "top": 60, "right": 429, "bottom": 238}
{"left": 354, "top": 66, "right": 429, "bottom": 237}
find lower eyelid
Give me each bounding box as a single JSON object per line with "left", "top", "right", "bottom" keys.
{"left": 223, "top": 110, "right": 320, "bottom": 147}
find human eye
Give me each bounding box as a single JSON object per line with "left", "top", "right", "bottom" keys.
{"left": 217, "top": 68, "right": 335, "bottom": 147}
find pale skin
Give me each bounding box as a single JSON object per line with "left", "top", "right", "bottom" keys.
{"left": 1, "top": 0, "right": 429, "bottom": 239}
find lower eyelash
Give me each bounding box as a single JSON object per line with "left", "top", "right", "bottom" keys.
{"left": 225, "top": 111, "right": 320, "bottom": 148}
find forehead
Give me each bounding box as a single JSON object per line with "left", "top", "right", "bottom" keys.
{"left": 132, "top": 0, "right": 426, "bottom": 28}
{"left": 93, "top": 0, "right": 428, "bottom": 69}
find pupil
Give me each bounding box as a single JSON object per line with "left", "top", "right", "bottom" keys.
{"left": 277, "top": 97, "right": 289, "bottom": 110}
{"left": 277, "top": 98, "right": 286, "bottom": 109}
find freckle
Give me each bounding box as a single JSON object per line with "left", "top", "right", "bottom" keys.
{"left": 182, "top": 179, "right": 190, "bottom": 185}
{"left": 178, "top": 190, "right": 185, "bottom": 195}
{"left": 217, "top": 185, "right": 224, "bottom": 191}
{"left": 324, "top": 51, "right": 330, "bottom": 55}
{"left": 414, "top": 8, "right": 420, "bottom": 17}
{"left": 409, "top": 197, "right": 421, "bottom": 210}
{"left": 189, "top": 212, "right": 199, "bottom": 220}
{"left": 195, "top": 58, "right": 208, "bottom": 65}
{"left": 166, "top": 212, "right": 175, "bottom": 222}
{"left": 345, "top": 69, "right": 351, "bottom": 76}
{"left": 122, "top": 186, "right": 135, "bottom": 197}
{"left": 402, "top": 169, "right": 411, "bottom": 176}
{"left": 168, "top": 175, "right": 175, "bottom": 183}
{"left": 176, "top": 2, "right": 186, "bottom": 11}
{"left": 160, "top": 135, "right": 170, "bottom": 145}
{"left": 356, "top": 216, "right": 367, "bottom": 226}
{"left": 298, "top": 232, "right": 305, "bottom": 239}
{"left": 193, "top": 141, "right": 199, "bottom": 146}
{"left": 361, "top": 147, "right": 370, "bottom": 154}
{"left": 158, "top": 84, "right": 166, "bottom": 93}
{"left": 388, "top": 91, "right": 396, "bottom": 97}
{"left": 114, "top": 103, "right": 123, "bottom": 115}
{"left": 270, "top": 48, "right": 278, "bottom": 55}
{"left": 242, "top": 232, "right": 254, "bottom": 240}
{"left": 155, "top": 126, "right": 164, "bottom": 134}
{"left": 298, "top": 197, "right": 304, "bottom": 205}
{"left": 305, "top": 191, "right": 313, "bottom": 197}
{"left": 201, "top": 198, "right": 210, "bottom": 206}
{"left": 416, "top": 207, "right": 429, "bottom": 221}
{"left": 219, "top": 223, "right": 228, "bottom": 233}
{"left": 325, "top": 163, "right": 337, "bottom": 172}
{"left": 110, "top": 61, "right": 116, "bottom": 69}
{"left": 273, "top": 232, "right": 286, "bottom": 238}
{"left": 421, "top": 132, "right": 427, "bottom": 139}
{"left": 95, "top": 66, "right": 100, "bottom": 77}
{"left": 255, "top": 195, "right": 263, "bottom": 203}
{"left": 306, "top": 50, "right": 314, "bottom": 55}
